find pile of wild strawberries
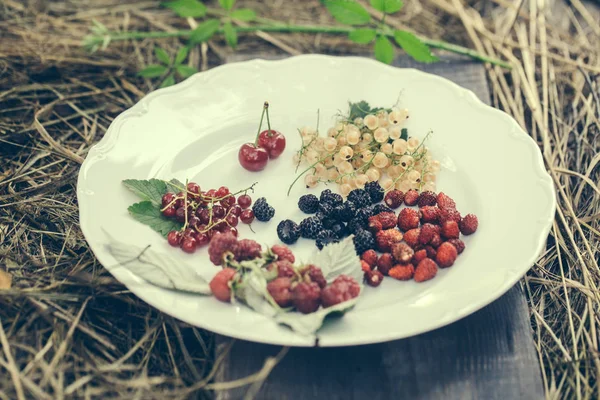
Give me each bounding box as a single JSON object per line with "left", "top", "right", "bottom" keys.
{"left": 208, "top": 232, "right": 361, "bottom": 314}
{"left": 360, "top": 190, "right": 478, "bottom": 285}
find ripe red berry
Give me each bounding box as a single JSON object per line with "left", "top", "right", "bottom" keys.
{"left": 384, "top": 190, "right": 405, "bottom": 209}
{"left": 300, "top": 265, "right": 327, "bottom": 289}
{"left": 404, "top": 190, "right": 419, "bottom": 206}
{"left": 321, "top": 275, "right": 360, "bottom": 308}
{"left": 240, "top": 209, "right": 255, "bottom": 224}
{"left": 389, "top": 264, "right": 415, "bottom": 280}
{"left": 441, "top": 220, "right": 460, "bottom": 239}
{"left": 205, "top": 189, "right": 217, "bottom": 198}
{"left": 414, "top": 258, "right": 438, "bottom": 282}
{"left": 267, "top": 277, "right": 293, "bottom": 307}
{"left": 292, "top": 282, "right": 322, "bottom": 314}
{"left": 225, "top": 214, "right": 239, "bottom": 227}
{"left": 364, "top": 269, "right": 384, "bottom": 287}
{"left": 391, "top": 242, "right": 414, "bottom": 263}
{"left": 377, "top": 253, "right": 394, "bottom": 275}
{"left": 233, "top": 239, "right": 262, "bottom": 261}
{"left": 187, "top": 182, "right": 200, "bottom": 194}
{"left": 447, "top": 238, "right": 465, "bottom": 254}
{"left": 436, "top": 242, "right": 458, "bottom": 268}
{"left": 459, "top": 214, "right": 478, "bottom": 235}
{"left": 210, "top": 268, "right": 237, "bottom": 302}
{"left": 269, "top": 260, "right": 295, "bottom": 278}
{"left": 216, "top": 186, "right": 230, "bottom": 198}
{"left": 430, "top": 233, "right": 442, "bottom": 248}
{"left": 271, "top": 244, "right": 295, "bottom": 263}
{"left": 167, "top": 230, "right": 182, "bottom": 247}
{"left": 374, "top": 212, "right": 397, "bottom": 230}
{"left": 375, "top": 229, "right": 403, "bottom": 252}
{"left": 180, "top": 237, "right": 197, "bottom": 253}
{"left": 196, "top": 208, "right": 210, "bottom": 224}
{"left": 220, "top": 195, "right": 236, "bottom": 209}
{"left": 419, "top": 223, "right": 438, "bottom": 245}
{"left": 368, "top": 218, "right": 383, "bottom": 233}
{"left": 195, "top": 232, "right": 210, "bottom": 246}
{"left": 417, "top": 191, "right": 437, "bottom": 207}
{"left": 420, "top": 206, "right": 439, "bottom": 223}
{"left": 412, "top": 249, "right": 428, "bottom": 265}
{"left": 439, "top": 207, "right": 461, "bottom": 224}
{"left": 163, "top": 206, "right": 176, "bottom": 218}
{"left": 424, "top": 245, "right": 437, "bottom": 258}
{"left": 223, "top": 226, "right": 238, "bottom": 237}
{"left": 162, "top": 192, "right": 175, "bottom": 207}
{"left": 436, "top": 192, "right": 456, "bottom": 210}
{"left": 332, "top": 275, "right": 361, "bottom": 298}
{"left": 212, "top": 205, "right": 225, "bottom": 219}
{"left": 397, "top": 208, "right": 420, "bottom": 231}
{"left": 237, "top": 194, "right": 252, "bottom": 209}
{"left": 208, "top": 232, "right": 238, "bottom": 266}
{"left": 239, "top": 143, "right": 269, "bottom": 172}
{"left": 258, "top": 129, "right": 287, "bottom": 159}
{"left": 361, "top": 249, "right": 378, "bottom": 268}
{"left": 361, "top": 260, "right": 372, "bottom": 272}
{"left": 229, "top": 205, "right": 242, "bottom": 217}
{"left": 175, "top": 207, "right": 186, "bottom": 223}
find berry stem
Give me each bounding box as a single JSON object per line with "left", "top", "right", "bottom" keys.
{"left": 183, "top": 178, "right": 189, "bottom": 230}
{"left": 264, "top": 101, "right": 272, "bottom": 135}
{"left": 254, "top": 103, "right": 268, "bottom": 146}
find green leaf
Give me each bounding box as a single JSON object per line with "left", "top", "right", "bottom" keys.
{"left": 324, "top": 0, "right": 371, "bottom": 25}
{"left": 162, "top": 0, "right": 207, "bottom": 17}
{"left": 400, "top": 128, "right": 408, "bottom": 140}
{"left": 127, "top": 201, "right": 183, "bottom": 237}
{"left": 174, "top": 46, "right": 189, "bottom": 65}
{"left": 165, "top": 178, "right": 185, "bottom": 193}
{"left": 176, "top": 65, "right": 197, "bottom": 78}
{"left": 223, "top": 22, "right": 237, "bottom": 48}
{"left": 189, "top": 19, "right": 220, "bottom": 44}
{"left": 348, "top": 28, "right": 376, "bottom": 44}
{"left": 393, "top": 30, "right": 438, "bottom": 63}
{"left": 138, "top": 65, "right": 168, "bottom": 78}
{"left": 160, "top": 74, "right": 176, "bottom": 88}
{"left": 369, "top": 0, "right": 403, "bottom": 13}
{"left": 122, "top": 179, "right": 169, "bottom": 205}
{"left": 374, "top": 35, "right": 394, "bottom": 64}
{"left": 218, "top": 0, "right": 235, "bottom": 11}
{"left": 230, "top": 8, "right": 256, "bottom": 21}
{"left": 154, "top": 47, "right": 171, "bottom": 65}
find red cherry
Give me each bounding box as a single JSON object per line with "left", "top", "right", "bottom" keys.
{"left": 163, "top": 206, "right": 176, "bottom": 218}
{"left": 238, "top": 143, "right": 269, "bottom": 172}
{"left": 167, "top": 230, "right": 182, "bottom": 247}
{"left": 258, "top": 129, "right": 286, "bottom": 159}
{"left": 181, "top": 238, "right": 197, "bottom": 253}
{"left": 238, "top": 194, "right": 252, "bottom": 209}
{"left": 240, "top": 209, "right": 254, "bottom": 224}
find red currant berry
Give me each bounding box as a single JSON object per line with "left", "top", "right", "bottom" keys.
{"left": 163, "top": 206, "right": 176, "bottom": 218}
{"left": 220, "top": 196, "right": 236, "bottom": 209}
{"left": 187, "top": 182, "right": 200, "bottom": 194}
{"left": 226, "top": 214, "right": 239, "bottom": 227}
{"left": 197, "top": 208, "right": 211, "bottom": 224}
{"left": 162, "top": 192, "right": 175, "bottom": 207}
{"left": 175, "top": 207, "right": 186, "bottom": 223}
{"left": 230, "top": 205, "right": 242, "bottom": 217}
{"left": 239, "top": 143, "right": 269, "bottom": 172}
{"left": 213, "top": 219, "right": 227, "bottom": 231}
{"left": 188, "top": 216, "right": 201, "bottom": 229}
{"left": 182, "top": 227, "right": 195, "bottom": 239}
{"left": 216, "top": 186, "right": 230, "bottom": 198}
{"left": 206, "top": 189, "right": 217, "bottom": 198}
{"left": 212, "top": 205, "right": 225, "bottom": 219}
{"left": 167, "top": 230, "right": 182, "bottom": 247}
{"left": 195, "top": 232, "right": 210, "bottom": 246}
{"left": 237, "top": 194, "right": 252, "bottom": 209}
{"left": 223, "top": 226, "right": 238, "bottom": 237}
{"left": 181, "top": 238, "right": 197, "bottom": 253}
{"left": 240, "top": 209, "right": 255, "bottom": 224}
{"left": 258, "top": 129, "right": 286, "bottom": 159}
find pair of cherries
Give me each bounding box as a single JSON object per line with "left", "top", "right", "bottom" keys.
{"left": 238, "top": 102, "right": 286, "bottom": 172}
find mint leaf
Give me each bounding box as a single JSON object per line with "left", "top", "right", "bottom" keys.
{"left": 348, "top": 28, "right": 376, "bottom": 44}
{"left": 230, "top": 8, "right": 256, "bottom": 21}
{"left": 122, "top": 179, "right": 169, "bottom": 205}
{"left": 189, "top": 19, "right": 220, "bottom": 44}
{"left": 370, "top": 0, "right": 403, "bottom": 13}
{"left": 128, "top": 201, "right": 183, "bottom": 237}
{"left": 138, "top": 65, "right": 168, "bottom": 78}
{"left": 160, "top": 74, "right": 176, "bottom": 88}
{"left": 400, "top": 128, "right": 408, "bottom": 140}
{"left": 374, "top": 35, "right": 394, "bottom": 64}
{"left": 218, "top": 0, "right": 235, "bottom": 11}
{"left": 162, "top": 0, "right": 207, "bottom": 17}
{"left": 174, "top": 47, "right": 189, "bottom": 65}
{"left": 393, "top": 30, "right": 438, "bottom": 63}
{"left": 223, "top": 22, "right": 237, "bottom": 48}
{"left": 324, "top": 0, "right": 371, "bottom": 25}
{"left": 176, "top": 65, "right": 197, "bottom": 79}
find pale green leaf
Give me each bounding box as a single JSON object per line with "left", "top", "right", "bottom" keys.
{"left": 160, "top": 74, "right": 176, "bottom": 88}
{"left": 127, "top": 201, "right": 183, "bottom": 237}
{"left": 230, "top": 8, "right": 256, "bottom": 21}
{"left": 223, "top": 22, "right": 237, "bottom": 48}
{"left": 189, "top": 19, "right": 220, "bottom": 44}
{"left": 374, "top": 35, "right": 394, "bottom": 64}
{"left": 369, "top": 0, "right": 403, "bottom": 13}
{"left": 174, "top": 46, "right": 189, "bottom": 65}
{"left": 122, "top": 178, "right": 168, "bottom": 205}
{"left": 393, "top": 30, "right": 438, "bottom": 63}
{"left": 161, "top": 0, "right": 207, "bottom": 17}
{"left": 348, "top": 28, "right": 376, "bottom": 44}
{"left": 176, "top": 65, "right": 197, "bottom": 78}
{"left": 154, "top": 47, "right": 171, "bottom": 65}
{"left": 324, "top": 0, "right": 371, "bottom": 25}
{"left": 218, "top": 0, "right": 235, "bottom": 11}
{"left": 138, "top": 65, "right": 168, "bottom": 78}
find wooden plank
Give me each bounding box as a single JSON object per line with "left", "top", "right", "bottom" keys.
{"left": 214, "top": 54, "right": 544, "bottom": 400}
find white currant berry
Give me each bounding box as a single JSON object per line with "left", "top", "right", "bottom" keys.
{"left": 346, "top": 130, "right": 360, "bottom": 145}
{"left": 327, "top": 127, "right": 338, "bottom": 138}
{"left": 392, "top": 139, "right": 408, "bottom": 155}
{"left": 396, "top": 180, "right": 411, "bottom": 193}
{"left": 314, "top": 137, "right": 325, "bottom": 151}
{"left": 304, "top": 174, "right": 318, "bottom": 188}
{"left": 324, "top": 156, "right": 335, "bottom": 167}
{"left": 430, "top": 160, "right": 441, "bottom": 172}
{"left": 338, "top": 161, "right": 353, "bottom": 174}
{"left": 356, "top": 174, "right": 368, "bottom": 186}
{"left": 340, "top": 183, "right": 352, "bottom": 197}
{"left": 378, "top": 117, "right": 389, "bottom": 128}
{"left": 361, "top": 133, "right": 373, "bottom": 143}
{"left": 409, "top": 181, "right": 420, "bottom": 190}
{"left": 324, "top": 137, "right": 337, "bottom": 152}
{"left": 353, "top": 117, "right": 363, "bottom": 127}
{"left": 352, "top": 158, "right": 364, "bottom": 169}
{"left": 387, "top": 165, "right": 401, "bottom": 179}
{"left": 360, "top": 149, "right": 373, "bottom": 162}
{"left": 364, "top": 114, "right": 379, "bottom": 130}
{"left": 328, "top": 169, "right": 340, "bottom": 181}
{"left": 381, "top": 143, "right": 393, "bottom": 155}
{"left": 314, "top": 163, "right": 327, "bottom": 177}
{"left": 339, "top": 146, "right": 354, "bottom": 160}
{"left": 366, "top": 167, "right": 380, "bottom": 182}
{"left": 373, "top": 152, "right": 389, "bottom": 168}
{"left": 337, "top": 136, "right": 347, "bottom": 146}
{"left": 398, "top": 155, "right": 413, "bottom": 169}
{"left": 374, "top": 127, "right": 389, "bottom": 143}
{"left": 407, "top": 137, "right": 420, "bottom": 150}
{"left": 407, "top": 170, "right": 421, "bottom": 182}
{"left": 423, "top": 173, "right": 436, "bottom": 182}
{"left": 336, "top": 122, "right": 346, "bottom": 132}
{"left": 341, "top": 175, "right": 351, "bottom": 184}
{"left": 380, "top": 177, "right": 394, "bottom": 191}
{"left": 306, "top": 150, "right": 319, "bottom": 164}
{"left": 389, "top": 126, "right": 402, "bottom": 140}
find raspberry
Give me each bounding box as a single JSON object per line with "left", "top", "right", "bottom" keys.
{"left": 376, "top": 229, "right": 403, "bottom": 252}
{"left": 299, "top": 216, "right": 323, "bottom": 239}
{"left": 419, "top": 223, "right": 438, "bottom": 245}
{"left": 389, "top": 264, "right": 415, "bottom": 280}
{"left": 347, "top": 188, "right": 372, "bottom": 209}
{"left": 233, "top": 239, "right": 262, "bottom": 261}
{"left": 353, "top": 229, "right": 375, "bottom": 255}
{"left": 424, "top": 245, "right": 437, "bottom": 258}
{"left": 436, "top": 242, "right": 458, "bottom": 268}
{"left": 417, "top": 191, "right": 437, "bottom": 207}
{"left": 319, "top": 189, "right": 343, "bottom": 207}
{"left": 459, "top": 214, "right": 478, "bottom": 235}
{"left": 420, "top": 206, "right": 439, "bottom": 223}
{"left": 276, "top": 220, "right": 301, "bottom": 245}
{"left": 376, "top": 253, "right": 394, "bottom": 275}
{"left": 334, "top": 201, "right": 357, "bottom": 222}
{"left": 430, "top": 233, "right": 442, "bottom": 248}
{"left": 316, "top": 229, "right": 339, "bottom": 250}
{"left": 364, "top": 181, "right": 384, "bottom": 203}
{"left": 397, "top": 208, "right": 421, "bottom": 231}
{"left": 368, "top": 218, "right": 383, "bottom": 233}
{"left": 361, "top": 249, "right": 378, "bottom": 267}
{"left": 267, "top": 277, "right": 293, "bottom": 307}
{"left": 384, "top": 189, "right": 405, "bottom": 209}
{"left": 271, "top": 244, "right": 295, "bottom": 263}
{"left": 268, "top": 260, "right": 296, "bottom": 278}
{"left": 391, "top": 242, "right": 414, "bottom": 263}
{"left": 298, "top": 194, "right": 319, "bottom": 214}
{"left": 209, "top": 268, "right": 237, "bottom": 302}
{"left": 332, "top": 275, "right": 361, "bottom": 297}
{"left": 404, "top": 189, "right": 419, "bottom": 206}
{"left": 374, "top": 212, "right": 397, "bottom": 229}
{"left": 208, "top": 232, "right": 238, "bottom": 266}
{"left": 300, "top": 264, "right": 327, "bottom": 288}
{"left": 252, "top": 197, "right": 275, "bottom": 222}
{"left": 372, "top": 204, "right": 394, "bottom": 215}
{"left": 364, "top": 269, "right": 384, "bottom": 287}
{"left": 361, "top": 260, "right": 372, "bottom": 272}
{"left": 321, "top": 275, "right": 360, "bottom": 308}
{"left": 414, "top": 258, "right": 438, "bottom": 282}
{"left": 412, "top": 249, "right": 427, "bottom": 264}
{"left": 439, "top": 208, "right": 461, "bottom": 224}
{"left": 403, "top": 228, "right": 421, "bottom": 248}
{"left": 441, "top": 220, "right": 460, "bottom": 239}
{"left": 447, "top": 238, "right": 465, "bottom": 254}
{"left": 292, "top": 282, "right": 321, "bottom": 313}
{"left": 436, "top": 192, "right": 456, "bottom": 210}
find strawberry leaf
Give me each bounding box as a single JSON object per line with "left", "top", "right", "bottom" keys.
{"left": 324, "top": 0, "right": 371, "bottom": 25}
{"left": 370, "top": 0, "right": 403, "bottom": 13}
{"left": 127, "top": 201, "right": 183, "bottom": 237}
{"left": 138, "top": 65, "right": 168, "bottom": 78}
{"left": 230, "top": 8, "right": 256, "bottom": 21}
{"left": 162, "top": 0, "right": 207, "bottom": 18}
{"left": 393, "top": 30, "right": 438, "bottom": 63}
{"left": 374, "top": 35, "right": 395, "bottom": 64}
{"left": 348, "top": 28, "right": 376, "bottom": 44}
{"left": 189, "top": 19, "right": 220, "bottom": 44}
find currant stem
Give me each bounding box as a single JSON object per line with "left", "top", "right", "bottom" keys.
{"left": 254, "top": 104, "right": 268, "bottom": 146}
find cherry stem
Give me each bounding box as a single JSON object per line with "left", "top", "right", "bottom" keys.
{"left": 265, "top": 101, "right": 272, "bottom": 135}
{"left": 254, "top": 102, "right": 268, "bottom": 146}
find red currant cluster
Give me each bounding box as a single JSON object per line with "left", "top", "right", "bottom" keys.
{"left": 162, "top": 182, "right": 256, "bottom": 254}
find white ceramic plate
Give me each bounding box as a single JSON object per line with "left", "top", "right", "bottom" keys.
{"left": 77, "top": 55, "right": 556, "bottom": 347}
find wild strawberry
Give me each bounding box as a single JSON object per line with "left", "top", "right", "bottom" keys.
{"left": 436, "top": 242, "right": 458, "bottom": 268}
{"left": 391, "top": 242, "right": 414, "bottom": 263}
{"left": 436, "top": 192, "right": 456, "bottom": 210}
{"left": 233, "top": 239, "right": 262, "bottom": 261}
{"left": 418, "top": 223, "right": 438, "bottom": 245}
{"left": 439, "top": 208, "right": 461, "bottom": 224}
{"left": 361, "top": 249, "right": 378, "bottom": 268}
{"left": 299, "top": 265, "right": 327, "bottom": 288}
{"left": 368, "top": 217, "right": 383, "bottom": 232}
{"left": 376, "top": 253, "right": 394, "bottom": 275}
{"left": 267, "top": 277, "right": 293, "bottom": 307}
{"left": 376, "top": 229, "right": 403, "bottom": 252}
{"left": 397, "top": 208, "right": 420, "bottom": 231}
{"left": 209, "top": 268, "right": 237, "bottom": 302}
{"left": 364, "top": 269, "right": 384, "bottom": 287}
{"left": 292, "top": 282, "right": 321, "bottom": 313}
{"left": 430, "top": 233, "right": 442, "bottom": 248}
{"left": 417, "top": 191, "right": 437, "bottom": 207}
{"left": 208, "top": 232, "right": 237, "bottom": 266}
{"left": 321, "top": 275, "right": 360, "bottom": 307}
{"left": 424, "top": 245, "right": 437, "bottom": 258}
{"left": 384, "top": 190, "right": 405, "bottom": 209}
{"left": 404, "top": 189, "right": 419, "bottom": 206}
{"left": 414, "top": 258, "right": 438, "bottom": 282}
{"left": 447, "top": 238, "right": 465, "bottom": 254}
{"left": 441, "top": 220, "right": 460, "bottom": 239}
{"left": 412, "top": 249, "right": 428, "bottom": 265}
{"left": 361, "top": 260, "right": 372, "bottom": 272}
{"left": 420, "top": 206, "right": 439, "bottom": 223}
{"left": 403, "top": 228, "right": 421, "bottom": 248}
{"left": 376, "top": 212, "right": 398, "bottom": 229}
{"left": 459, "top": 214, "right": 478, "bottom": 235}
{"left": 389, "top": 264, "right": 415, "bottom": 280}
{"left": 271, "top": 244, "right": 295, "bottom": 263}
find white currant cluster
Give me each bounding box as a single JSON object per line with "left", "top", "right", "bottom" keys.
{"left": 294, "top": 108, "right": 440, "bottom": 197}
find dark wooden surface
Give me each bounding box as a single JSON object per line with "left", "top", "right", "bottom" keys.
{"left": 214, "top": 54, "right": 544, "bottom": 400}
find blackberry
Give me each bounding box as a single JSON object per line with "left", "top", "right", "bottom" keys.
{"left": 331, "top": 222, "right": 348, "bottom": 238}
{"left": 299, "top": 216, "right": 323, "bottom": 239}
{"left": 353, "top": 229, "right": 376, "bottom": 255}
{"left": 320, "top": 189, "right": 343, "bottom": 207}
{"left": 318, "top": 202, "right": 335, "bottom": 218}
{"left": 276, "top": 220, "right": 301, "bottom": 245}
{"left": 364, "top": 181, "right": 384, "bottom": 203}
{"left": 347, "top": 218, "right": 366, "bottom": 235}
{"left": 298, "top": 194, "right": 319, "bottom": 214}
{"left": 333, "top": 201, "right": 357, "bottom": 222}
{"left": 321, "top": 217, "right": 336, "bottom": 230}
{"left": 355, "top": 207, "right": 375, "bottom": 225}
{"left": 372, "top": 204, "right": 394, "bottom": 215}
{"left": 252, "top": 197, "right": 275, "bottom": 222}
{"left": 315, "top": 230, "right": 339, "bottom": 250}
{"left": 347, "top": 189, "right": 372, "bottom": 209}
